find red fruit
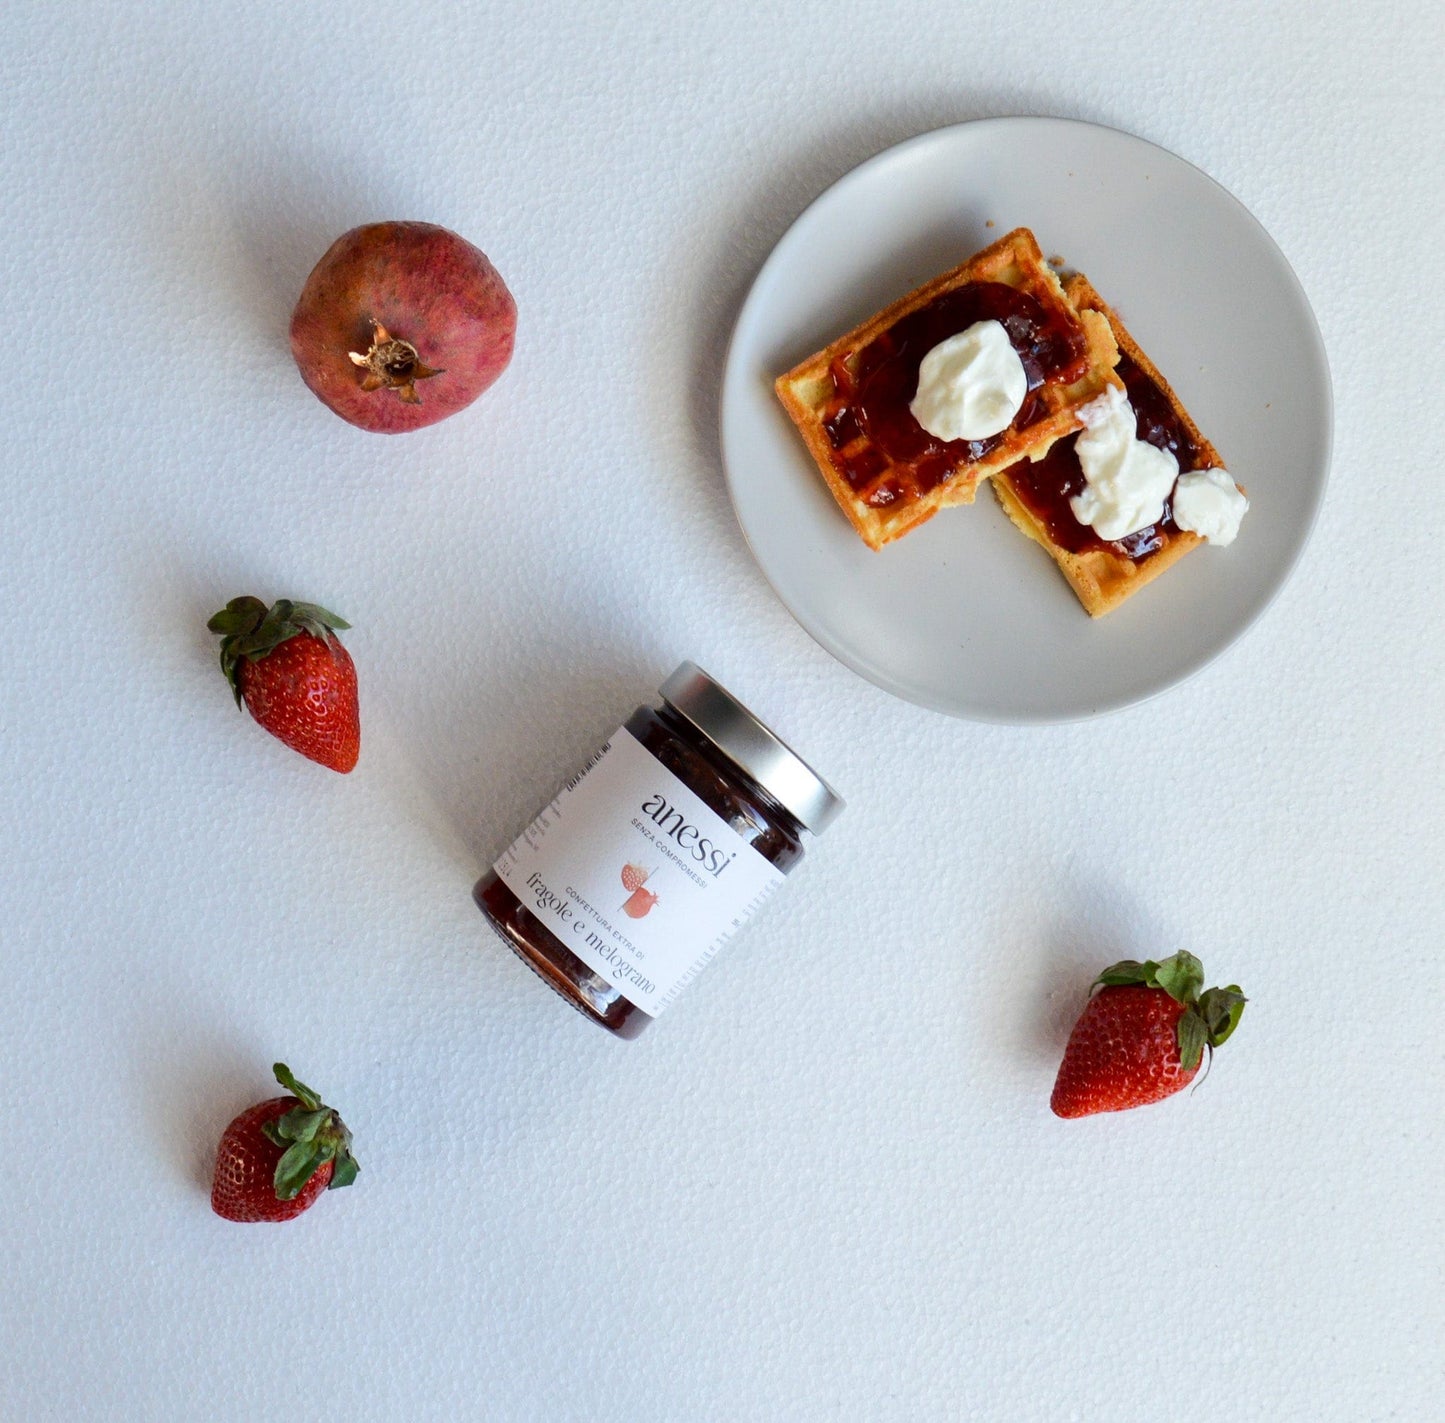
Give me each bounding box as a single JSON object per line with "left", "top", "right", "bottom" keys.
{"left": 208, "top": 597, "right": 360, "bottom": 772}
{"left": 212, "top": 1098, "right": 333, "bottom": 1222}
{"left": 211, "top": 1064, "right": 359, "bottom": 1223}
{"left": 622, "top": 886, "right": 659, "bottom": 919}
{"left": 621, "top": 863, "right": 648, "bottom": 893}
{"left": 1050, "top": 952, "right": 1246, "bottom": 1118}
{"left": 289, "top": 221, "right": 516, "bottom": 433}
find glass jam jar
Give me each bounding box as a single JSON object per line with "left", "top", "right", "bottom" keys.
{"left": 474, "top": 662, "right": 844, "bottom": 1037}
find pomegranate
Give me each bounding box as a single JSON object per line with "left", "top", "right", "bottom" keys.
{"left": 622, "top": 887, "right": 660, "bottom": 920}
{"left": 289, "top": 221, "right": 516, "bottom": 434}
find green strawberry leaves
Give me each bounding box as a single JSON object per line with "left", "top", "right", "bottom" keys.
{"left": 1093, "top": 950, "right": 1204, "bottom": 1000}
{"left": 328, "top": 1154, "right": 360, "bottom": 1189}
{"left": 275, "top": 1140, "right": 330, "bottom": 1199}
{"left": 1093, "top": 951, "right": 1246, "bottom": 1073}
{"left": 1198, "top": 985, "right": 1247, "bottom": 1047}
{"left": 1176, "top": 1011, "right": 1209, "bottom": 1074}
{"left": 205, "top": 596, "right": 269, "bottom": 639}
{"left": 275, "top": 1108, "right": 331, "bottom": 1143}
{"left": 258, "top": 1062, "right": 359, "bottom": 1201}
{"left": 1149, "top": 952, "right": 1205, "bottom": 1003}
{"left": 272, "top": 1062, "right": 323, "bottom": 1111}
{"left": 207, "top": 597, "right": 351, "bottom": 707}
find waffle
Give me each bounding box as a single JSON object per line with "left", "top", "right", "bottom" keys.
{"left": 773, "top": 229, "right": 1121, "bottom": 550}
{"left": 991, "top": 275, "right": 1234, "bottom": 617}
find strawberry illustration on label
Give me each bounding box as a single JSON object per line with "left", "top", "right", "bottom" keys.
{"left": 620, "top": 863, "right": 658, "bottom": 916}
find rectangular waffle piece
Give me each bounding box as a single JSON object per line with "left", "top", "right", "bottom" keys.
{"left": 991, "top": 274, "right": 1240, "bottom": 617}
{"left": 773, "top": 228, "right": 1121, "bottom": 550}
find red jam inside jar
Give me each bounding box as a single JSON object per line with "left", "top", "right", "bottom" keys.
{"left": 473, "top": 663, "right": 844, "bottom": 1037}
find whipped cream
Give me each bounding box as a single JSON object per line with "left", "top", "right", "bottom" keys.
{"left": 1068, "top": 386, "right": 1181, "bottom": 541}
{"left": 909, "top": 320, "right": 1027, "bottom": 442}
{"left": 1172, "top": 467, "right": 1248, "bottom": 545}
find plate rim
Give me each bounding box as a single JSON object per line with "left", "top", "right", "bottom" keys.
{"left": 719, "top": 115, "right": 1334, "bottom": 725}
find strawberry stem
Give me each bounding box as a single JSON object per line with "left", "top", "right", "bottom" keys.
{"left": 1092, "top": 953, "right": 1246, "bottom": 1071}
{"left": 264, "top": 1063, "right": 359, "bottom": 1199}
{"left": 207, "top": 597, "right": 351, "bottom": 705}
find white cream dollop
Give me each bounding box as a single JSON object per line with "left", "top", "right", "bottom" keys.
{"left": 1067, "top": 386, "right": 1181, "bottom": 541}
{"left": 909, "top": 320, "right": 1027, "bottom": 442}
{"left": 1172, "top": 467, "right": 1248, "bottom": 545}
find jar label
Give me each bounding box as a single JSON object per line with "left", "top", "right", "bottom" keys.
{"left": 492, "top": 727, "right": 787, "bottom": 1017}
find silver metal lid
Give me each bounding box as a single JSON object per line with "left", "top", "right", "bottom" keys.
{"left": 657, "top": 662, "right": 845, "bottom": 835}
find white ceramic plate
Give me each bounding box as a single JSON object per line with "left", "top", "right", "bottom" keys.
{"left": 720, "top": 118, "right": 1332, "bottom": 722}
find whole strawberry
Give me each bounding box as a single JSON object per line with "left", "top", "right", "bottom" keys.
{"left": 208, "top": 597, "right": 359, "bottom": 772}
{"left": 211, "top": 1063, "right": 359, "bottom": 1222}
{"left": 1051, "top": 951, "right": 1245, "bottom": 1118}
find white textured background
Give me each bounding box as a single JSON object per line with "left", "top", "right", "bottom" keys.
{"left": 3, "top": 2, "right": 1441, "bottom": 1419}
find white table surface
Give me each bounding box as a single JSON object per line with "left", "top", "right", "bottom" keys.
{"left": 4, "top": 3, "right": 1441, "bottom": 1419}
